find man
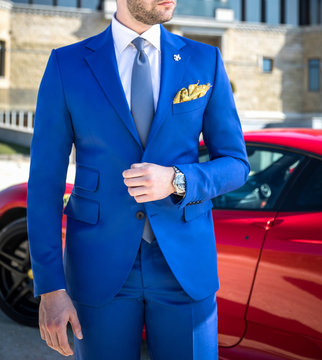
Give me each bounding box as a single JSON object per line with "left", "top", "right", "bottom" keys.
{"left": 27, "top": 0, "right": 250, "bottom": 359}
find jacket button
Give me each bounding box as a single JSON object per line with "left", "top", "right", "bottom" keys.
{"left": 136, "top": 211, "right": 145, "bottom": 220}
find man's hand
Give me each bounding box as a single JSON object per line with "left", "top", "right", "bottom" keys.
{"left": 39, "top": 290, "right": 83, "bottom": 356}
{"left": 122, "top": 162, "right": 176, "bottom": 202}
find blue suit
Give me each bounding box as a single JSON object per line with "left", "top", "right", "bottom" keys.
{"left": 27, "top": 22, "right": 249, "bottom": 359}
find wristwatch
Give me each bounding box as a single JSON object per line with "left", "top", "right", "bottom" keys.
{"left": 172, "top": 166, "right": 186, "bottom": 196}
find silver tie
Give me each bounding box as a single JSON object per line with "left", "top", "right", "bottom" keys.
{"left": 131, "top": 37, "right": 156, "bottom": 244}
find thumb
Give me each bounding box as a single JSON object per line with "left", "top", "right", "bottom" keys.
{"left": 69, "top": 311, "right": 83, "bottom": 340}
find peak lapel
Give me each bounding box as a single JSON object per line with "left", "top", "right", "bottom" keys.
{"left": 144, "top": 25, "right": 190, "bottom": 151}
{"left": 84, "top": 24, "right": 143, "bottom": 150}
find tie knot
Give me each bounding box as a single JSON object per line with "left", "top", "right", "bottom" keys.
{"left": 132, "top": 37, "right": 145, "bottom": 51}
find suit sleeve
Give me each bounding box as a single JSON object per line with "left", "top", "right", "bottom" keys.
{"left": 27, "top": 49, "right": 74, "bottom": 297}
{"left": 173, "top": 46, "right": 250, "bottom": 210}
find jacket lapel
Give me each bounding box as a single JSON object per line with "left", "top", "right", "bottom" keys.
{"left": 144, "top": 25, "right": 190, "bottom": 151}
{"left": 84, "top": 23, "right": 190, "bottom": 153}
{"left": 84, "top": 24, "right": 143, "bottom": 150}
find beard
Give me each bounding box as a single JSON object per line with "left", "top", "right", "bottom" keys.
{"left": 126, "top": 0, "right": 176, "bottom": 25}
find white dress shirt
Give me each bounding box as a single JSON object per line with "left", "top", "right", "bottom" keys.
{"left": 111, "top": 12, "right": 161, "bottom": 112}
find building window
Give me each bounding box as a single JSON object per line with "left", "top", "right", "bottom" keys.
{"left": 310, "top": 0, "right": 322, "bottom": 25}
{"left": 12, "top": 0, "right": 103, "bottom": 9}
{"left": 262, "top": 57, "right": 273, "bottom": 73}
{"left": 308, "top": 59, "right": 320, "bottom": 91}
{"left": 57, "top": 0, "right": 77, "bottom": 6}
{"left": 285, "top": 0, "right": 299, "bottom": 25}
{"left": 266, "top": 0, "right": 280, "bottom": 25}
{"left": 81, "top": 0, "right": 100, "bottom": 10}
{"left": 230, "top": 0, "right": 242, "bottom": 21}
{"left": 35, "top": 0, "right": 52, "bottom": 5}
{"left": 0, "top": 41, "right": 5, "bottom": 77}
{"left": 246, "top": 0, "right": 261, "bottom": 23}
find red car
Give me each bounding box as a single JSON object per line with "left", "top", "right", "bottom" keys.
{"left": 0, "top": 128, "right": 321, "bottom": 359}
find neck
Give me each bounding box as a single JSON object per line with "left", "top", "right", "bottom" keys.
{"left": 115, "top": 10, "right": 152, "bottom": 35}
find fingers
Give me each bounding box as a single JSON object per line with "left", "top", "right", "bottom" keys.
{"left": 51, "top": 325, "right": 72, "bottom": 356}
{"left": 124, "top": 175, "right": 152, "bottom": 188}
{"left": 131, "top": 162, "right": 148, "bottom": 168}
{"left": 43, "top": 320, "right": 73, "bottom": 356}
{"left": 38, "top": 290, "right": 80, "bottom": 356}
{"left": 132, "top": 194, "right": 151, "bottom": 203}
{"left": 44, "top": 328, "right": 55, "bottom": 350}
{"left": 39, "top": 321, "right": 46, "bottom": 341}
{"left": 123, "top": 163, "right": 150, "bottom": 178}
{"left": 56, "top": 327, "right": 74, "bottom": 356}
{"left": 39, "top": 309, "right": 73, "bottom": 356}
{"left": 127, "top": 185, "right": 149, "bottom": 198}
{"left": 39, "top": 311, "right": 54, "bottom": 350}
{"left": 69, "top": 310, "right": 83, "bottom": 340}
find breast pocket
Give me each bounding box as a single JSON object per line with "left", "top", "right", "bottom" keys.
{"left": 172, "top": 95, "right": 207, "bottom": 115}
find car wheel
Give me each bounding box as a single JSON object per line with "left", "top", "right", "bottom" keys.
{"left": 0, "top": 217, "right": 39, "bottom": 327}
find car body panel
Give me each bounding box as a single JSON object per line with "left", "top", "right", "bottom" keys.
{"left": 243, "top": 129, "right": 322, "bottom": 156}
{"left": 0, "top": 183, "right": 27, "bottom": 216}
{"left": 213, "top": 209, "right": 276, "bottom": 347}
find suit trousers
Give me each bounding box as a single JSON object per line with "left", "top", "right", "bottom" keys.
{"left": 72, "top": 238, "right": 218, "bottom": 360}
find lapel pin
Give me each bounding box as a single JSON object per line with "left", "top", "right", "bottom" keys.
{"left": 173, "top": 54, "right": 181, "bottom": 61}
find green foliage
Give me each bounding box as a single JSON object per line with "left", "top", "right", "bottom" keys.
{"left": 0, "top": 141, "right": 30, "bottom": 155}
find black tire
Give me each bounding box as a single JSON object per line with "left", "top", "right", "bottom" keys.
{"left": 0, "top": 217, "right": 39, "bottom": 327}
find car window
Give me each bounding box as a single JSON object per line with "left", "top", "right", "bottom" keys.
{"left": 280, "top": 158, "right": 322, "bottom": 212}
{"left": 199, "top": 145, "right": 305, "bottom": 210}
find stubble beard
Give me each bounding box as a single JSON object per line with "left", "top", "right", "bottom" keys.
{"left": 127, "top": 0, "right": 176, "bottom": 25}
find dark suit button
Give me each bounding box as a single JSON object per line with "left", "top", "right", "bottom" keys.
{"left": 136, "top": 211, "right": 145, "bottom": 220}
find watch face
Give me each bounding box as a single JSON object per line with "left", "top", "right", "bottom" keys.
{"left": 176, "top": 174, "right": 185, "bottom": 183}
{"left": 174, "top": 173, "right": 186, "bottom": 194}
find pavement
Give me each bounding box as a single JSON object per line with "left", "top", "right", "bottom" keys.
{"left": 0, "top": 155, "right": 150, "bottom": 359}
{"left": 0, "top": 310, "right": 75, "bottom": 360}
{"left": 0, "top": 310, "right": 149, "bottom": 359}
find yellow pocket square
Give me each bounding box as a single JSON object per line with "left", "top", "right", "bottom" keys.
{"left": 173, "top": 81, "right": 212, "bottom": 104}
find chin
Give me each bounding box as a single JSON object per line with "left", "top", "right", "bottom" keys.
{"left": 159, "top": 11, "right": 175, "bottom": 22}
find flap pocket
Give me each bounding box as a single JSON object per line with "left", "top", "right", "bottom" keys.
{"left": 74, "top": 163, "right": 99, "bottom": 192}
{"left": 63, "top": 193, "right": 99, "bottom": 225}
{"left": 172, "top": 95, "right": 206, "bottom": 114}
{"left": 184, "top": 199, "right": 213, "bottom": 222}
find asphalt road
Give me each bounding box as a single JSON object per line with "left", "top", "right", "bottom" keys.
{"left": 0, "top": 310, "right": 150, "bottom": 360}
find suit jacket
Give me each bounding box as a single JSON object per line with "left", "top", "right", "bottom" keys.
{"left": 27, "top": 23, "right": 250, "bottom": 306}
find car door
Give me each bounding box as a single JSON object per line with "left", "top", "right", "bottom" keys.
{"left": 199, "top": 144, "right": 306, "bottom": 347}
{"left": 245, "top": 156, "right": 322, "bottom": 359}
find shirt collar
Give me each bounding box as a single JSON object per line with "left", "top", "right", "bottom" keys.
{"left": 111, "top": 12, "right": 161, "bottom": 54}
